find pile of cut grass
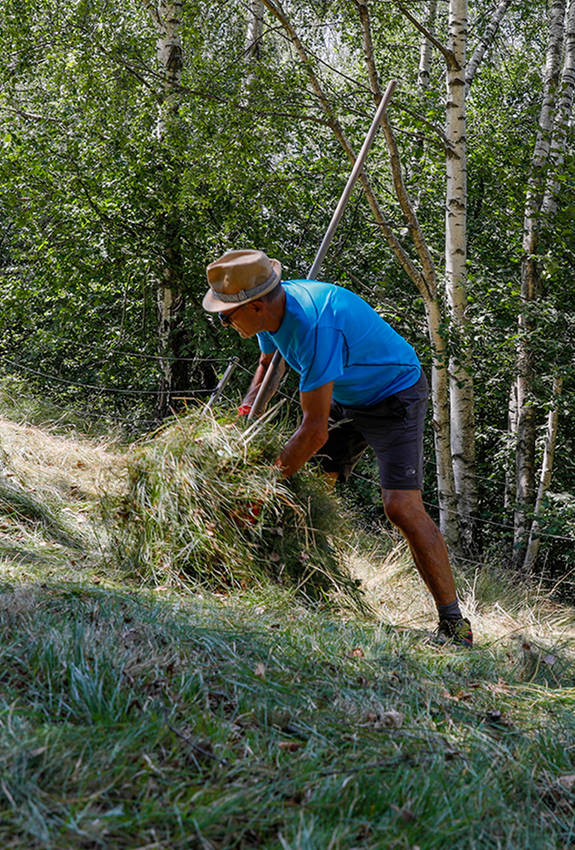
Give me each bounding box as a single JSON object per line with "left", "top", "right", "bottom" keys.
{"left": 0, "top": 478, "right": 84, "bottom": 552}
{"left": 104, "top": 408, "right": 366, "bottom": 611}
{"left": 0, "top": 405, "right": 121, "bottom": 576}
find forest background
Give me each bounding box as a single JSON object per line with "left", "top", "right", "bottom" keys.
{"left": 1, "top": 0, "right": 574, "bottom": 585}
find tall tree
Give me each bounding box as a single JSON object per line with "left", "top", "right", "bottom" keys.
{"left": 513, "top": 0, "right": 575, "bottom": 569}
{"left": 417, "top": 1, "right": 438, "bottom": 94}
{"left": 395, "top": 0, "right": 512, "bottom": 550}
{"left": 444, "top": 0, "right": 477, "bottom": 547}
{"left": 144, "top": 0, "right": 188, "bottom": 418}
{"left": 245, "top": 0, "right": 265, "bottom": 61}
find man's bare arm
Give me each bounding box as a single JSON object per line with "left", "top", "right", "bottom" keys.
{"left": 241, "top": 351, "right": 286, "bottom": 410}
{"left": 275, "top": 382, "right": 333, "bottom": 478}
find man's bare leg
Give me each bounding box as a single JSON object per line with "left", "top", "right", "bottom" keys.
{"left": 381, "top": 488, "right": 456, "bottom": 606}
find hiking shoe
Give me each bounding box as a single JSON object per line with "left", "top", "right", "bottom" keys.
{"left": 435, "top": 617, "right": 473, "bottom": 648}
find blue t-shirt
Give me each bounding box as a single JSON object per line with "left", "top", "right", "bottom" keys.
{"left": 257, "top": 280, "right": 421, "bottom": 408}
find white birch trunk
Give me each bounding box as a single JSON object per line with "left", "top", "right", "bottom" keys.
{"left": 513, "top": 0, "right": 567, "bottom": 567}
{"left": 424, "top": 298, "right": 460, "bottom": 551}
{"left": 541, "top": 0, "right": 575, "bottom": 219}
{"left": 412, "top": 1, "right": 458, "bottom": 546}
{"left": 504, "top": 379, "right": 518, "bottom": 512}
{"left": 465, "top": 0, "right": 513, "bottom": 91}
{"left": 522, "top": 377, "right": 563, "bottom": 573}
{"left": 445, "top": 0, "right": 477, "bottom": 549}
{"left": 245, "top": 0, "right": 264, "bottom": 61}
{"left": 413, "top": 1, "right": 439, "bottom": 215}
{"left": 356, "top": 0, "right": 460, "bottom": 549}
{"left": 418, "top": 1, "right": 438, "bottom": 93}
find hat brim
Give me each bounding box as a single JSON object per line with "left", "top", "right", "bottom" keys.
{"left": 202, "top": 258, "right": 282, "bottom": 312}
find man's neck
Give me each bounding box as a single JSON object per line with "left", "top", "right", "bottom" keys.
{"left": 266, "top": 286, "right": 286, "bottom": 334}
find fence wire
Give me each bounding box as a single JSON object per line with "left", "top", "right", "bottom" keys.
{"left": 2, "top": 350, "right": 573, "bottom": 548}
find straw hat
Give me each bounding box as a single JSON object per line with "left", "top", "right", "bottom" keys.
{"left": 203, "top": 249, "right": 282, "bottom": 312}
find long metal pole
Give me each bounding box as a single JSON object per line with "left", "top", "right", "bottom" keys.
{"left": 205, "top": 357, "right": 238, "bottom": 411}
{"left": 248, "top": 80, "right": 397, "bottom": 422}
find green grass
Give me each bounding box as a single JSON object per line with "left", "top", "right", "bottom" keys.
{"left": 0, "top": 581, "right": 574, "bottom": 849}
{"left": 0, "top": 405, "right": 575, "bottom": 848}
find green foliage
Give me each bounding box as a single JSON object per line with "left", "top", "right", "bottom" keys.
{"left": 1, "top": 0, "right": 574, "bottom": 573}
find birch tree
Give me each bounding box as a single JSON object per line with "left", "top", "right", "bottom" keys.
{"left": 395, "top": 2, "right": 477, "bottom": 545}
{"left": 522, "top": 376, "right": 564, "bottom": 572}
{"left": 245, "top": 0, "right": 265, "bottom": 61}
{"left": 513, "top": 0, "right": 575, "bottom": 569}
{"left": 144, "top": 0, "right": 187, "bottom": 419}
{"left": 443, "top": 0, "right": 477, "bottom": 548}
{"left": 359, "top": 1, "right": 463, "bottom": 550}
{"left": 418, "top": 1, "right": 438, "bottom": 94}
{"left": 396, "top": 0, "right": 513, "bottom": 550}
{"left": 465, "top": 0, "right": 514, "bottom": 91}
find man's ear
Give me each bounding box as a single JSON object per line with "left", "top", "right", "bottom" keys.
{"left": 250, "top": 299, "right": 264, "bottom": 313}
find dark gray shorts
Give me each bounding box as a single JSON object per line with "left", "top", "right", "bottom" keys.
{"left": 317, "top": 371, "right": 429, "bottom": 490}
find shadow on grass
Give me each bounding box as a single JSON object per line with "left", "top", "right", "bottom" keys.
{"left": 0, "top": 576, "right": 574, "bottom": 849}
{"left": 0, "top": 542, "right": 46, "bottom": 564}
{"left": 0, "top": 478, "right": 85, "bottom": 551}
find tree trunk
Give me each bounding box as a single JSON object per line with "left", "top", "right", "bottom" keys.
{"left": 504, "top": 379, "right": 518, "bottom": 512}
{"left": 418, "top": 1, "right": 438, "bottom": 93}
{"left": 465, "top": 0, "right": 513, "bottom": 91}
{"left": 541, "top": 0, "right": 575, "bottom": 219}
{"left": 445, "top": 0, "right": 477, "bottom": 551}
{"left": 397, "top": 0, "right": 515, "bottom": 553}
{"left": 522, "top": 376, "right": 563, "bottom": 573}
{"left": 245, "top": 0, "right": 264, "bottom": 61}
{"left": 153, "top": 0, "right": 187, "bottom": 419}
{"left": 356, "top": 0, "right": 461, "bottom": 550}
{"left": 413, "top": 1, "right": 439, "bottom": 214}
{"left": 513, "top": 0, "right": 567, "bottom": 568}
{"left": 424, "top": 297, "right": 460, "bottom": 551}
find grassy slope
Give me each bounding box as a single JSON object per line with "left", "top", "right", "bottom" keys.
{"left": 1, "top": 412, "right": 575, "bottom": 849}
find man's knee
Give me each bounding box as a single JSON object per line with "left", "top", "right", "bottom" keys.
{"left": 382, "top": 489, "right": 425, "bottom": 532}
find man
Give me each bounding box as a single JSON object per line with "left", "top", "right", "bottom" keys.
{"left": 203, "top": 249, "right": 472, "bottom": 646}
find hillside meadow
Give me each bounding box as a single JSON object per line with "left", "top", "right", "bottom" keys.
{"left": 0, "top": 400, "right": 574, "bottom": 849}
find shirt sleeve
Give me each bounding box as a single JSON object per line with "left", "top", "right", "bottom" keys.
{"left": 257, "top": 331, "right": 277, "bottom": 354}
{"left": 299, "top": 326, "right": 346, "bottom": 392}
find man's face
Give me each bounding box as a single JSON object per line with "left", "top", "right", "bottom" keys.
{"left": 218, "top": 301, "right": 262, "bottom": 338}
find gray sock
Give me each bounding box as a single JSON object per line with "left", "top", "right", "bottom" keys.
{"left": 437, "top": 599, "right": 463, "bottom": 621}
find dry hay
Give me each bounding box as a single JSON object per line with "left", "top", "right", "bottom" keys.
{"left": 105, "top": 408, "right": 366, "bottom": 611}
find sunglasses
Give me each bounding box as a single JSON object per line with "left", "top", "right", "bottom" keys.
{"left": 218, "top": 303, "right": 249, "bottom": 327}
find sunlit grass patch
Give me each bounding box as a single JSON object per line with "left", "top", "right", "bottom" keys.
{"left": 0, "top": 411, "right": 120, "bottom": 504}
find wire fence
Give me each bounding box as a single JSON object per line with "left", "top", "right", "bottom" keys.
{"left": 0, "top": 355, "right": 217, "bottom": 397}
{"left": 2, "top": 349, "right": 574, "bottom": 549}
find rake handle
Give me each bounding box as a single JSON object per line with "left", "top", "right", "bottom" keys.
{"left": 247, "top": 80, "right": 397, "bottom": 422}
